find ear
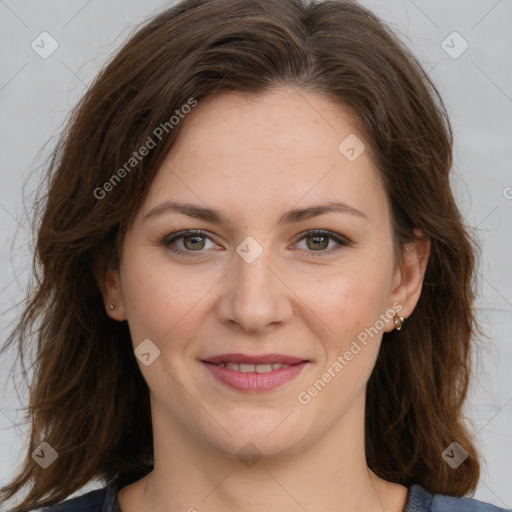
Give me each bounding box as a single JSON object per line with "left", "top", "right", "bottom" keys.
{"left": 384, "top": 228, "right": 430, "bottom": 332}
{"left": 95, "top": 263, "right": 127, "bottom": 322}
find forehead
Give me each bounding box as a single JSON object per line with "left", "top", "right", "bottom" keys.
{"left": 171, "top": 87, "right": 363, "bottom": 158}
{"left": 141, "top": 87, "right": 389, "bottom": 228}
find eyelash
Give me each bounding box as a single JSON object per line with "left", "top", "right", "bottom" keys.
{"left": 162, "top": 229, "right": 350, "bottom": 257}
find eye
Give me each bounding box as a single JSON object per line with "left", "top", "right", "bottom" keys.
{"left": 163, "top": 229, "right": 350, "bottom": 258}
{"left": 293, "top": 229, "right": 350, "bottom": 256}
{"left": 162, "top": 230, "right": 218, "bottom": 257}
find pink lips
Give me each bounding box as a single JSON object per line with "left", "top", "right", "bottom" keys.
{"left": 201, "top": 353, "right": 309, "bottom": 392}
{"left": 204, "top": 353, "right": 306, "bottom": 365}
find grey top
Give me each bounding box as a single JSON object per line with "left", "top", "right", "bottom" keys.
{"left": 38, "top": 472, "right": 511, "bottom": 512}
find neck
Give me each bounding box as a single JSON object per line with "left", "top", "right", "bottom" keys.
{"left": 122, "top": 394, "right": 406, "bottom": 512}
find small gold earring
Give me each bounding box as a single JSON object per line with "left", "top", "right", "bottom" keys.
{"left": 393, "top": 313, "right": 405, "bottom": 331}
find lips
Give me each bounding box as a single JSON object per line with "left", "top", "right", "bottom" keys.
{"left": 200, "top": 353, "right": 309, "bottom": 392}
{"left": 202, "top": 353, "right": 307, "bottom": 365}
{"left": 214, "top": 362, "right": 289, "bottom": 373}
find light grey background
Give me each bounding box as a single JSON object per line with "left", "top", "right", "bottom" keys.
{"left": 0, "top": 0, "right": 511, "bottom": 510}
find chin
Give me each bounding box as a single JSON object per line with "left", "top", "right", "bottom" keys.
{"left": 203, "top": 410, "right": 314, "bottom": 459}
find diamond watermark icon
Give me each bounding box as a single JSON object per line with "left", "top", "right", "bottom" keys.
{"left": 442, "top": 441, "right": 468, "bottom": 468}
{"left": 441, "top": 32, "right": 468, "bottom": 59}
{"left": 338, "top": 134, "right": 366, "bottom": 161}
{"left": 236, "top": 236, "right": 263, "bottom": 264}
{"left": 31, "top": 32, "right": 59, "bottom": 59}
{"left": 237, "top": 442, "right": 263, "bottom": 467}
{"left": 134, "top": 338, "right": 161, "bottom": 366}
{"left": 31, "top": 442, "right": 58, "bottom": 469}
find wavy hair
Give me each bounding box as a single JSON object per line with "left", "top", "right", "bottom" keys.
{"left": 0, "top": 0, "right": 482, "bottom": 509}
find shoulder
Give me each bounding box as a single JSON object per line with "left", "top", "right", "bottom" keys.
{"left": 35, "top": 482, "right": 116, "bottom": 512}
{"left": 431, "top": 493, "right": 511, "bottom": 512}
{"left": 407, "top": 484, "right": 511, "bottom": 512}
{"left": 32, "top": 465, "right": 152, "bottom": 512}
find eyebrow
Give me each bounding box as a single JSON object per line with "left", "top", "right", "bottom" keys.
{"left": 144, "top": 200, "right": 368, "bottom": 225}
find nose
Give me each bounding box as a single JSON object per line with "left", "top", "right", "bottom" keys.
{"left": 216, "top": 247, "right": 294, "bottom": 333}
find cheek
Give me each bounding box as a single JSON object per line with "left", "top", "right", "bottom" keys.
{"left": 301, "top": 265, "right": 390, "bottom": 404}
{"left": 121, "top": 255, "right": 182, "bottom": 343}
{"left": 121, "top": 251, "right": 220, "bottom": 349}
{"left": 299, "top": 258, "right": 392, "bottom": 345}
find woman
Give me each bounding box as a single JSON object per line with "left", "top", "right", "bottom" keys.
{"left": 1, "top": 0, "right": 509, "bottom": 511}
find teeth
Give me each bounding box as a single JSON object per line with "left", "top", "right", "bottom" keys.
{"left": 219, "top": 362, "right": 291, "bottom": 372}
{"left": 254, "top": 364, "right": 273, "bottom": 373}
{"left": 239, "top": 363, "right": 256, "bottom": 373}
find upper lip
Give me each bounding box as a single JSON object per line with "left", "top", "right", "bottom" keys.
{"left": 202, "top": 353, "right": 308, "bottom": 365}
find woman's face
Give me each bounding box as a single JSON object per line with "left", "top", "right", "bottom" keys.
{"left": 108, "top": 86, "right": 427, "bottom": 459}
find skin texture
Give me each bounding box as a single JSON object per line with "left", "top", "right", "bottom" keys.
{"left": 101, "top": 86, "right": 430, "bottom": 512}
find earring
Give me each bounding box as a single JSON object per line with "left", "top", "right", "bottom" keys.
{"left": 393, "top": 313, "right": 405, "bottom": 331}
{"left": 110, "top": 304, "right": 115, "bottom": 310}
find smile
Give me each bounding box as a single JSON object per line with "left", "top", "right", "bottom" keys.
{"left": 201, "top": 358, "right": 309, "bottom": 392}
{"left": 213, "top": 362, "right": 290, "bottom": 372}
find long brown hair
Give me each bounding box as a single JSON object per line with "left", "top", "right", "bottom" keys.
{"left": 1, "top": 0, "right": 482, "bottom": 509}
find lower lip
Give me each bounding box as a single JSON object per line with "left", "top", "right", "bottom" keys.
{"left": 201, "top": 361, "right": 308, "bottom": 392}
